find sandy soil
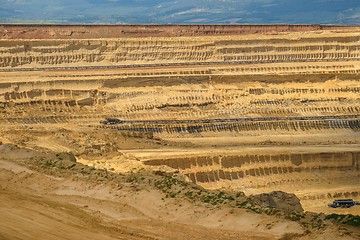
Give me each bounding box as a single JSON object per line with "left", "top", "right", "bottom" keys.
{"left": 0, "top": 144, "right": 308, "bottom": 240}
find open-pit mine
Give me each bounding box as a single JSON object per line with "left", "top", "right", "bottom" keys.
{"left": 1, "top": 24, "right": 360, "bottom": 240}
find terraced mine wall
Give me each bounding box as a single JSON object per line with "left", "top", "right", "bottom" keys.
{"left": 1, "top": 25, "right": 359, "bottom": 213}
{"left": 142, "top": 150, "right": 360, "bottom": 205}
{"left": 1, "top": 69, "right": 359, "bottom": 128}
{"left": 98, "top": 117, "right": 360, "bottom": 135}
{"left": 144, "top": 151, "right": 360, "bottom": 183}
{"left": 2, "top": 33, "right": 360, "bottom": 69}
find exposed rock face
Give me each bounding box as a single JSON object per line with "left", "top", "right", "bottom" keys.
{"left": 145, "top": 152, "right": 360, "bottom": 184}
{"left": 0, "top": 25, "right": 359, "bottom": 215}
{"left": 56, "top": 152, "right": 77, "bottom": 162}
{"left": 254, "top": 191, "right": 304, "bottom": 214}
{"left": 2, "top": 32, "right": 360, "bottom": 69}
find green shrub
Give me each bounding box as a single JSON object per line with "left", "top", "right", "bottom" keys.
{"left": 325, "top": 214, "right": 360, "bottom": 228}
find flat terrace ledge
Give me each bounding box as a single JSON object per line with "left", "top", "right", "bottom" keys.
{"left": 1, "top": 24, "right": 359, "bottom": 39}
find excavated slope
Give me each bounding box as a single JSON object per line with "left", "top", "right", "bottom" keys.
{"left": 0, "top": 25, "right": 359, "bottom": 214}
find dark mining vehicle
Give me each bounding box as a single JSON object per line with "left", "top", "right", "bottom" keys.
{"left": 328, "top": 199, "right": 357, "bottom": 208}
{"left": 100, "top": 118, "right": 124, "bottom": 125}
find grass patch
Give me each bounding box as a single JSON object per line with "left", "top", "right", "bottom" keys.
{"left": 326, "top": 214, "right": 360, "bottom": 228}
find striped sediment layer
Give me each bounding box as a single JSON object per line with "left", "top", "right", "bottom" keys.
{"left": 1, "top": 31, "right": 360, "bottom": 69}
{"left": 1, "top": 25, "right": 359, "bottom": 214}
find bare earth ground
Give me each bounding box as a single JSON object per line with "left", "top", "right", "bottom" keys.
{"left": 0, "top": 143, "right": 301, "bottom": 240}
{"left": 1, "top": 25, "right": 360, "bottom": 239}
{"left": 1, "top": 141, "right": 360, "bottom": 240}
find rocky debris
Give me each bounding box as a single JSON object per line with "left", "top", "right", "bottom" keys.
{"left": 253, "top": 191, "right": 304, "bottom": 214}
{"left": 55, "top": 152, "right": 76, "bottom": 162}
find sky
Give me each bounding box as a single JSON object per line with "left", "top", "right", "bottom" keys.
{"left": 1, "top": 0, "right": 359, "bottom": 24}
